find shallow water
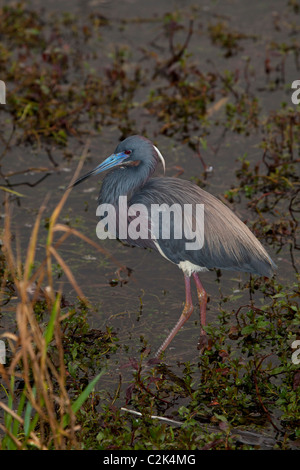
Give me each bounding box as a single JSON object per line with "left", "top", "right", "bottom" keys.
{"left": 1, "top": 0, "right": 299, "bottom": 371}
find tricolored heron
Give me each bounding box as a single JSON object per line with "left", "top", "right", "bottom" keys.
{"left": 72, "top": 135, "right": 276, "bottom": 357}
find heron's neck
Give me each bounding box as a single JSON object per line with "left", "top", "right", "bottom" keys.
{"left": 98, "top": 162, "right": 155, "bottom": 206}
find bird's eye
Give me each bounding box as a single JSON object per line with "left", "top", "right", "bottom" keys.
{"left": 124, "top": 150, "right": 132, "bottom": 155}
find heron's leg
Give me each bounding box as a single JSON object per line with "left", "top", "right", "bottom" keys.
{"left": 192, "top": 272, "right": 208, "bottom": 351}
{"left": 155, "top": 274, "right": 193, "bottom": 358}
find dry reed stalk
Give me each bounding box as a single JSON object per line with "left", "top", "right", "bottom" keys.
{"left": 0, "top": 141, "right": 117, "bottom": 449}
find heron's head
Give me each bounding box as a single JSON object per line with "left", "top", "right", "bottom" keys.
{"left": 72, "top": 135, "right": 165, "bottom": 187}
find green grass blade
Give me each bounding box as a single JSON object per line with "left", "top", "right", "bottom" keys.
{"left": 0, "top": 186, "right": 26, "bottom": 197}
{"left": 24, "top": 386, "right": 36, "bottom": 437}
{"left": 12, "top": 389, "right": 27, "bottom": 442}
{"left": 44, "top": 293, "right": 61, "bottom": 348}
{"left": 63, "top": 370, "right": 105, "bottom": 428}
{"left": 3, "top": 375, "right": 16, "bottom": 450}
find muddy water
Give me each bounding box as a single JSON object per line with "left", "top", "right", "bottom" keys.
{"left": 1, "top": 0, "right": 298, "bottom": 372}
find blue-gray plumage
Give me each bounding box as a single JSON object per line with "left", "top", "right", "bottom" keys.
{"left": 72, "top": 135, "right": 277, "bottom": 357}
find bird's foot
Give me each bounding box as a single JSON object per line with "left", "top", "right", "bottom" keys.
{"left": 197, "top": 332, "right": 211, "bottom": 354}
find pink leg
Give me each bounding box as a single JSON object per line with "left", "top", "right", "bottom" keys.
{"left": 192, "top": 272, "right": 208, "bottom": 351}
{"left": 155, "top": 274, "right": 194, "bottom": 358}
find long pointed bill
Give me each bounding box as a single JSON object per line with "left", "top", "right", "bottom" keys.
{"left": 71, "top": 152, "right": 130, "bottom": 187}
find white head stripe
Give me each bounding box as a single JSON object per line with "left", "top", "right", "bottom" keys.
{"left": 153, "top": 145, "right": 166, "bottom": 174}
